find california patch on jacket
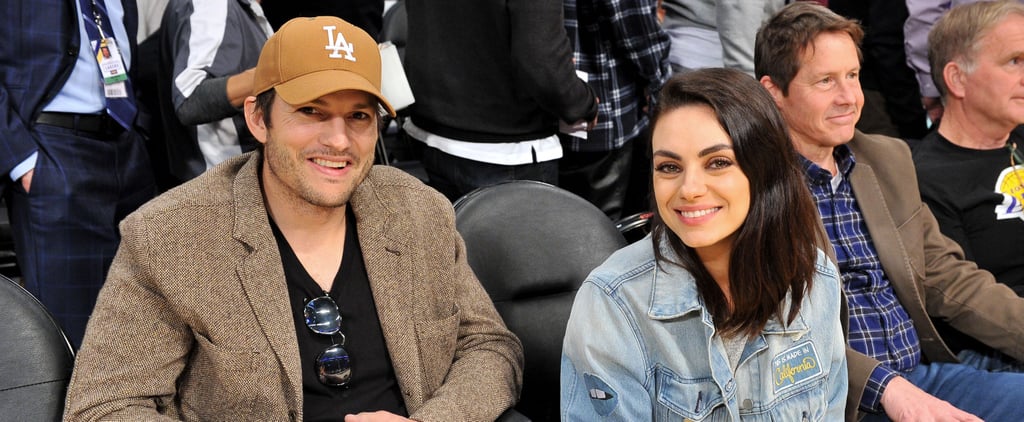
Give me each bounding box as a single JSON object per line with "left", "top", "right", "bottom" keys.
{"left": 771, "top": 341, "right": 822, "bottom": 394}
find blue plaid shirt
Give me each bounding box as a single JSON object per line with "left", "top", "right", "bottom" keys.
{"left": 801, "top": 145, "right": 922, "bottom": 413}
{"left": 563, "top": 0, "right": 670, "bottom": 152}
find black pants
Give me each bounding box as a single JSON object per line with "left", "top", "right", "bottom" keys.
{"left": 6, "top": 125, "right": 156, "bottom": 347}
{"left": 420, "top": 145, "right": 559, "bottom": 202}
{"left": 559, "top": 136, "right": 641, "bottom": 221}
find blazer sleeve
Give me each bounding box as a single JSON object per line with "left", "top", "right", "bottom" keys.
{"left": 63, "top": 212, "right": 192, "bottom": 422}
{"left": 0, "top": 87, "right": 39, "bottom": 180}
{"left": 918, "top": 205, "right": 1024, "bottom": 361}
{"left": 0, "top": 8, "right": 52, "bottom": 177}
{"left": 408, "top": 202, "right": 525, "bottom": 421}
{"left": 845, "top": 348, "right": 882, "bottom": 421}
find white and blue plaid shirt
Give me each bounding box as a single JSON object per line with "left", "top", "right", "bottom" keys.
{"left": 801, "top": 145, "right": 923, "bottom": 414}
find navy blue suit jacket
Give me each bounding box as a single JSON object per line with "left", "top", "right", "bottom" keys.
{"left": 0, "top": 0, "right": 139, "bottom": 180}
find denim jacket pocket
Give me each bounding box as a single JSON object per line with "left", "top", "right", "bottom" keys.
{"left": 655, "top": 367, "right": 727, "bottom": 421}
{"left": 765, "top": 377, "right": 827, "bottom": 422}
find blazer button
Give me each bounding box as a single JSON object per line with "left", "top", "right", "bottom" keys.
{"left": 66, "top": 48, "right": 76, "bottom": 56}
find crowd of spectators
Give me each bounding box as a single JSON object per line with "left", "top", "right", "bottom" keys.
{"left": 3, "top": 0, "right": 1024, "bottom": 420}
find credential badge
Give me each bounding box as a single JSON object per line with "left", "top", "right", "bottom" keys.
{"left": 323, "top": 25, "right": 356, "bottom": 62}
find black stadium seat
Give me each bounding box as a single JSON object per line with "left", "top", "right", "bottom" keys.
{"left": 454, "top": 181, "right": 626, "bottom": 421}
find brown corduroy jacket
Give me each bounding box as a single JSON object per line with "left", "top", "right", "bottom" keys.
{"left": 841, "top": 131, "right": 1024, "bottom": 421}
{"left": 64, "top": 151, "right": 524, "bottom": 422}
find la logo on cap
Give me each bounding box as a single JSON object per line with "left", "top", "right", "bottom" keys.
{"left": 324, "top": 26, "right": 357, "bottom": 62}
{"left": 251, "top": 16, "right": 396, "bottom": 116}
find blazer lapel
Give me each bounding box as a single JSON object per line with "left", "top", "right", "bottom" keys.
{"left": 230, "top": 153, "right": 303, "bottom": 411}
{"left": 349, "top": 170, "right": 425, "bottom": 406}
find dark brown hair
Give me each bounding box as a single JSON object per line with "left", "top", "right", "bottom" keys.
{"left": 754, "top": 1, "right": 864, "bottom": 95}
{"left": 254, "top": 89, "right": 276, "bottom": 129}
{"left": 649, "top": 68, "right": 826, "bottom": 338}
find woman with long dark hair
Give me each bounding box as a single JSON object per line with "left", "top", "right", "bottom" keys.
{"left": 561, "top": 68, "right": 847, "bottom": 420}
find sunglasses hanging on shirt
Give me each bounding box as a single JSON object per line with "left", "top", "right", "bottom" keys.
{"left": 305, "top": 294, "right": 353, "bottom": 386}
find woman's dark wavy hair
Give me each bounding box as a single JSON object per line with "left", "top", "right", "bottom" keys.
{"left": 649, "top": 68, "right": 825, "bottom": 338}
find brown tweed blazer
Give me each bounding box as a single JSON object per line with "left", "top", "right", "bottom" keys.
{"left": 64, "top": 152, "right": 524, "bottom": 421}
{"left": 841, "top": 131, "right": 1024, "bottom": 421}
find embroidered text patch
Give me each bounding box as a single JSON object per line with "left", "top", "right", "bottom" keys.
{"left": 771, "top": 340, "right": 822, "bottom": 394}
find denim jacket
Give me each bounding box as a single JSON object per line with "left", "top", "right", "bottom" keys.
{"left": 561, "top": 237, "right": 848, "bottom": 421}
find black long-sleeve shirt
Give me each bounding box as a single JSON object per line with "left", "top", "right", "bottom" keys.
{"left": 404, "top": 0, "right": 598, "bottom": 143}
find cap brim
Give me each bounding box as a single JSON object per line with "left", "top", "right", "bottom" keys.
{"left": 273, "top": 69, "right": 397, "bottom": 117}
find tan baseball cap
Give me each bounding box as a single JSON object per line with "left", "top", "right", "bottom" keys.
{"left": 253, "top": 16, "right": 396, "bottom": 117}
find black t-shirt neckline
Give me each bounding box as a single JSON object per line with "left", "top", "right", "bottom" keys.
{"left": 270, "top": 209, "right": 407, "bottom": 420}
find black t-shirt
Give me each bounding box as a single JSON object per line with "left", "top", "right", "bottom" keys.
{"left": 271, "top": 211, "right": 407, "bottom": 420}
{"left": 913, "top": 130, "right": 1024, "bottom": 295}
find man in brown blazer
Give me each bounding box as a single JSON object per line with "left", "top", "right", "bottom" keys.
{"left": 64, "top": 16, "right": 523, "bottom": 422}
{"left": 756, "top": 3, "right": 1024, "bottom": 421}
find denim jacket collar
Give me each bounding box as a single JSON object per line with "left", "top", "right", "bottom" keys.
{"left": 646, "top": 242, "right": 811, "bottom": 338}
{"left": 648, "top": 259, "right": 703, "bottom": 320}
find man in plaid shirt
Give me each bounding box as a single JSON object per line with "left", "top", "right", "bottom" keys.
{"left": 560, "top": 0, "right": 670, "bottom": 220}
{"left": 757, "top": 2, "right": 1024, "bottom": 421}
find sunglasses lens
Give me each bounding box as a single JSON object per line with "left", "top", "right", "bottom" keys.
{"left": 316, "top": 344, "right": 353, "bottom": 386}
{"left": 304, "top": 296, "right": 341, "bottom": 335}
{"left": 305, "top": 296, "right": 352, "bottom": 386}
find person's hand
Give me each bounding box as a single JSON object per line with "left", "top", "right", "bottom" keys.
{"left": 880, "top": 376, "right": 983, "bottom": 421}
{"left": 922, "top": 96, "right": 944, "bottom": 125}
{"left": 20, "top": 169, "right": 34, "bottom": 193}
{"left": 227, "top": 67, "right": 257, "bottom": 107}
{"left": 344, "top": 411, "right": 413, "bottom": 422}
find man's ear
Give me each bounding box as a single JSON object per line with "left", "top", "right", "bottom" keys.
{"left": 943, "top": 61, "right": 967, "bottom": 100}
{"left": 760, "top": 76, "right": 784, "bottom": 107}
{"left": 244, "top": 96, "right": 267, "bottom": 146}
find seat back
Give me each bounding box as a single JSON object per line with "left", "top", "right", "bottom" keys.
{"left": 454, "top": 181, "right": 627, "bottom": 421}
{"left": 0, "top": 274, "right": 75, "bottom": 420}
{"left": 0, "top": 198, "right": 18, "bottom": 278}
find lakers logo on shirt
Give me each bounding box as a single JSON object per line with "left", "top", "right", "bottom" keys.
{"left": 994, "top": 164, "right": 1024, "bottom": 220}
